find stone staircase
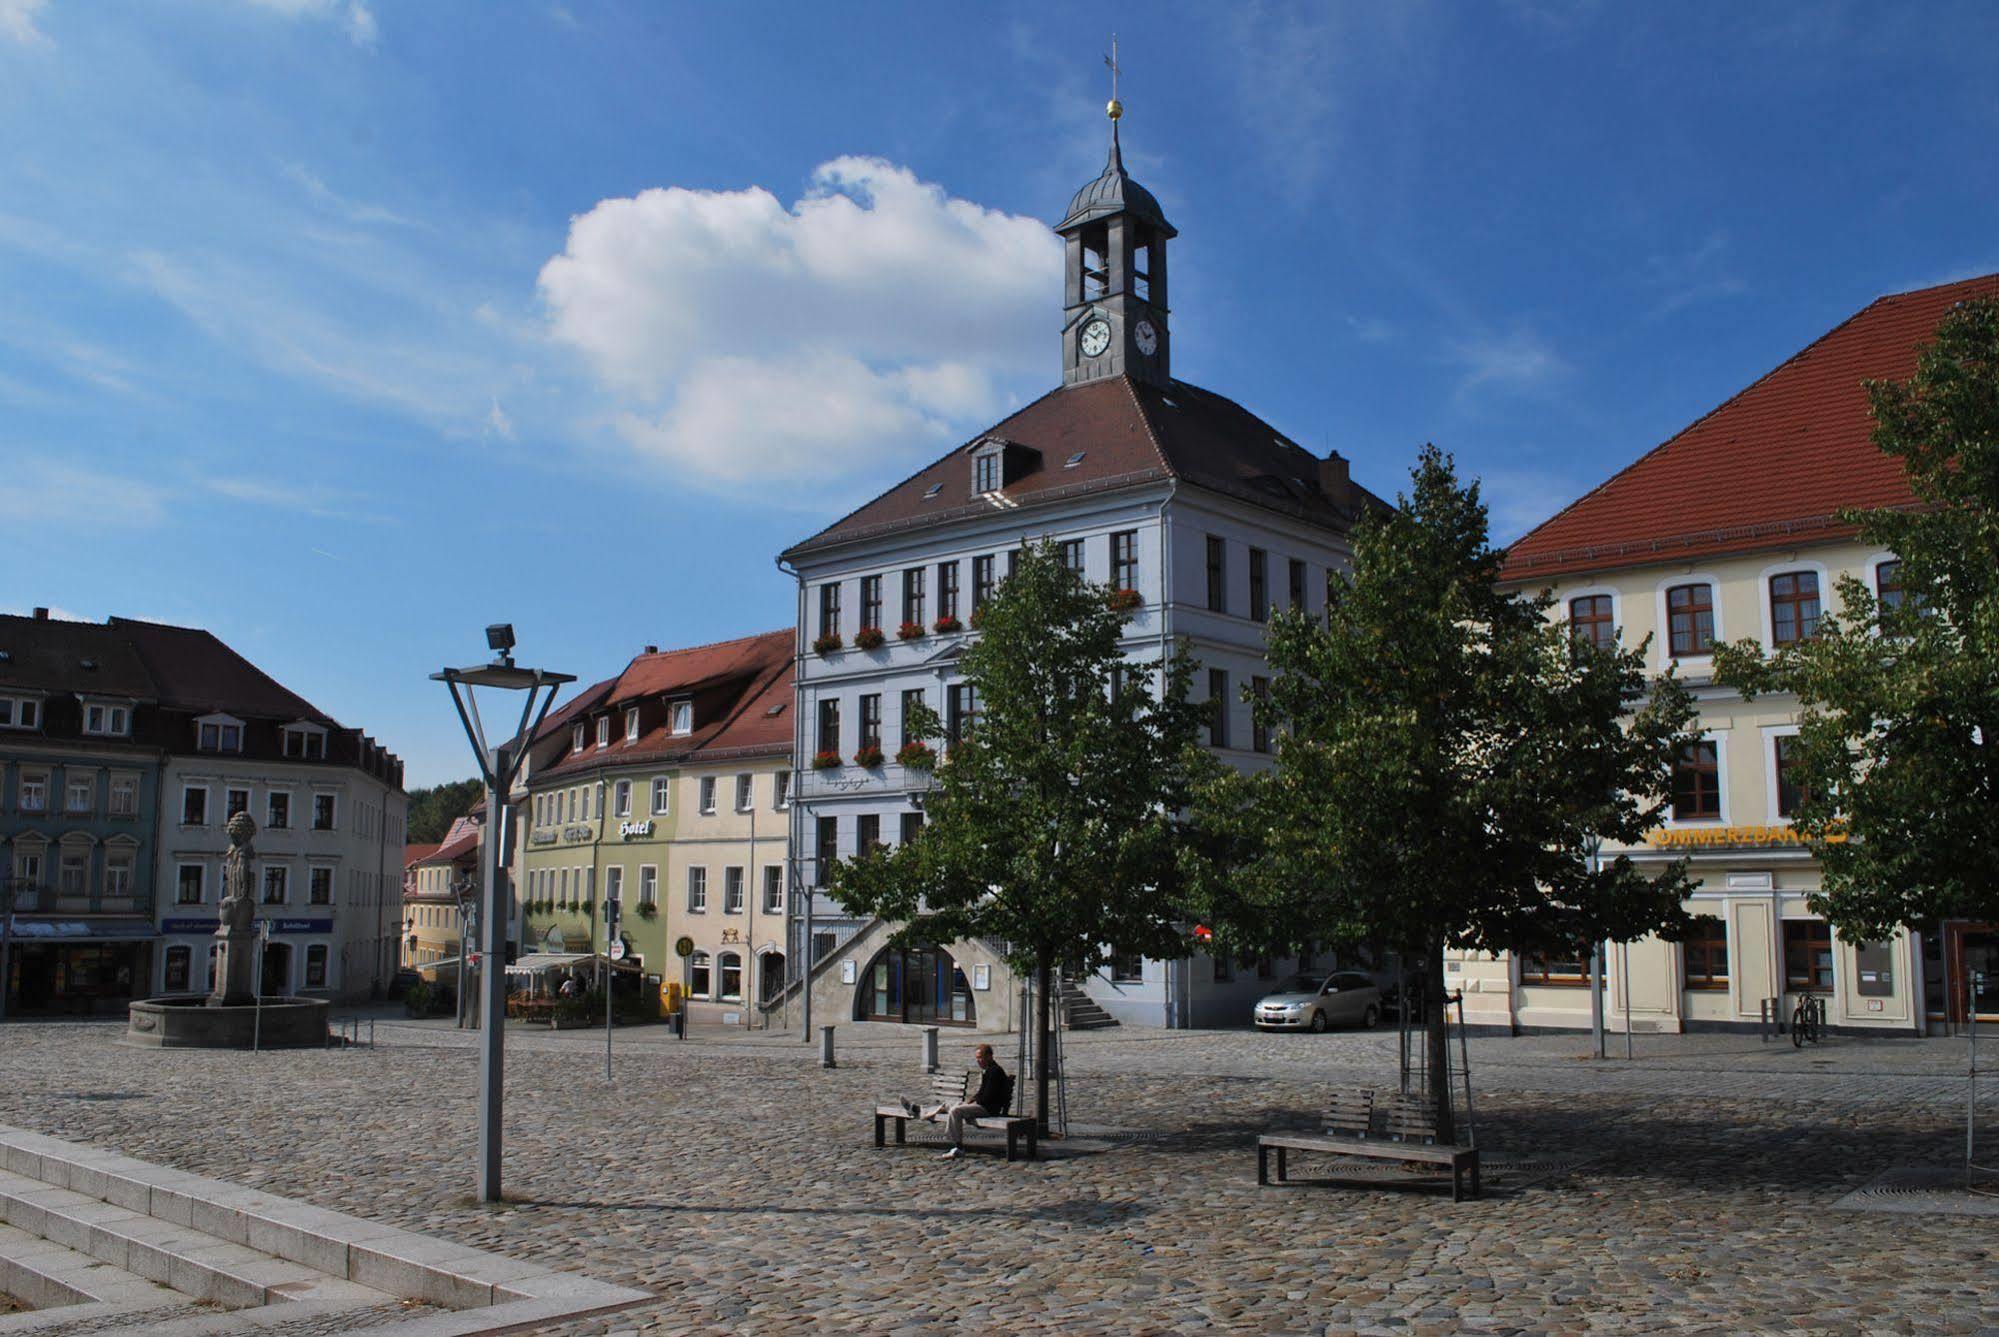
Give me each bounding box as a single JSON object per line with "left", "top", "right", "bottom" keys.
{"left": 0, "top": 1124, "right": 648, "bottom": 1334}
{"left": 1057, "top": 979, "right": 1119, "bottom": 1031}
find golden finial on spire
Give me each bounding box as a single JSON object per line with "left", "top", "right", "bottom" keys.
{"left": 1105, "top": 34, "right": 1122, "bottom": 121}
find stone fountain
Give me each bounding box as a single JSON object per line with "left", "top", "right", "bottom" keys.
{"left": 127, "top": 813, "right": 330, "bottom": 1048}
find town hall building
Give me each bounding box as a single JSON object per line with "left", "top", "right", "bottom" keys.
{"left": 777, "top": 105, "right": 1387, "bottom": 1030}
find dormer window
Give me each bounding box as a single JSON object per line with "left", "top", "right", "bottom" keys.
{"left": 625, "top": 707, "right": 640, "bottom": 742}
{"left": 571, "top": 722, "right": 585, "bottom": 753}
{"left": 973, "top": 451, "right": 1001, "bottom": 495}
{"left": 196, "top": 714, "right": 244, "bottom": 753}
{"left": 0, "top": 696, "right": 41, "bottom": 730}
{"left": 82, "top": 701, "right": 130, "bottom": 737}
{"left": 282, "top": 723, "right": 328, "bottom": 760}
{"left": 596, "top": 716, "right": 610, "bottom": 749}
{"left": 669, "top": 700, "right": 693, "bottom": 736}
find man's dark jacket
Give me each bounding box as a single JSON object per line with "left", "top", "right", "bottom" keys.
{"left": 973, "top": 1062, "right": 1013, "bottom": 1112}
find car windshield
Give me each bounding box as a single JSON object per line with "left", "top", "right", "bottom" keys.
{"left": 1276, "top": 975, "right": 1325, "bottom": 994}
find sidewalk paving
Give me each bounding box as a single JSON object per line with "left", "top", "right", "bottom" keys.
{"left": 2, "top": 1018, "right": 1992, "bottom": 1333}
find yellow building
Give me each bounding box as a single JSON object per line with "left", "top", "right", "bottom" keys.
{"left": 403, "top": 817, "right": 476, "bottom": 973}
{"left": 515, "top": 631, "right": 795, "bottom": 1023}
{"left": 1479, "top": 274, "right": 1999, "bottom": 1036}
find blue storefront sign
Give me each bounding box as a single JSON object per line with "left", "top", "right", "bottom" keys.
{"left": 160, "top": 917, "right": 331, "bottom": 935}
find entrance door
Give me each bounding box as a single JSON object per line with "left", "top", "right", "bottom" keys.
{"left": 1946, "top": 923, "right": 1999, "bottom": 1024}
{"left": 261, "top": 941, "right": 292, "bottom": 996}
{"left": 759, "top": 952, "right": 786, "bottom": 1004}
{"left": 857, "top": 943, "right": 974, "bottom": 1026}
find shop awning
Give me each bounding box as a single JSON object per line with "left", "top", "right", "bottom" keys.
{"left": 7, "top": 918, "right": 158, "bottom": 942}
{"left": 507, "top": 952, "right": 590, "bottom": 974}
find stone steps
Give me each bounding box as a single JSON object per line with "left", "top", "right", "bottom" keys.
{"left": 1057, "top": 983, "right": 1120, "bottom": 1031}
{"left": 0, "top": 1218, "right": 191, "bottom": 1325}
{"left": 0, "top": 1124, "right": 651, "bottom": 1334}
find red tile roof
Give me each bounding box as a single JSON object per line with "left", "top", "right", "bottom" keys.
{"left": 1504, "top": 273, "right": 1999, "bottom": 581}
{"left": 533, "top": 630, "right": 794, "bottom": 779}
{"left": 403, "top": 842, "right": 442, "bottom": 870}
{"left": 783, "top": 375, "right": 1382, "bottom": 558}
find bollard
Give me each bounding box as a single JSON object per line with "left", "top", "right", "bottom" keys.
{"left": 819, "top": 1024, "right": 837, "bottom": 1069}
{"left": 921, "top": 1025, "right": 939, "bottom": 1074}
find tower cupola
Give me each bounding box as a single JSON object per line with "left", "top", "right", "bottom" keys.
{"left": 1056, "top": 77, "right": 1174, "bottom": 388}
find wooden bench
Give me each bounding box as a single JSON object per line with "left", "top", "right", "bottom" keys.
{"left": 874, "top": 1070, "right": 1040, "bottom": 1162}
{"left": 1257, "top": 1088, "right": 1480, "bottom": 1201}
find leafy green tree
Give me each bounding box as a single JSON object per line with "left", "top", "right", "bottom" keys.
{"left": 1193, "top": 448, "right": 1698, "bottom": 1141}
{"left": 1715, "top": 299, "right": 1999, "bottom": 940}
{"left": 827, "top": 541, "right": 1215, "bottom": 1131}
{"left": 406, "top": 778, "right": 484, "bottom": 844}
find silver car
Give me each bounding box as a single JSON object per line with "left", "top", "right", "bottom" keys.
{"left": 1253, "top": 971, "right": 1382, "bottom": 1032}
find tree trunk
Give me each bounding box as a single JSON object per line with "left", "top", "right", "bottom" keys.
{"left": 1035, "top": 954, "right": 1053, "bottom": 1136}
{"left": 1425, "top": 936, "right": 1456, "bottom": 1146}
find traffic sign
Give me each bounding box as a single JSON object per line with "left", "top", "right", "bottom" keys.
{"left": 674, "top": 935, "right": 695, "bottom": 958}
{"left": 608, "top": 939, "right": 626, "bottom": 962}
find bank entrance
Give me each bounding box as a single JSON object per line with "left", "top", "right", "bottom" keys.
{"left": 858, "top": 942, "right": 975, "bottom": 1026}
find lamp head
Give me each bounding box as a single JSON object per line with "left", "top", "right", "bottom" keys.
{"left": 485, "top": 623, "right": 516, "bottom": 664}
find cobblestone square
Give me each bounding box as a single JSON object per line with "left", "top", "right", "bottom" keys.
{"left": 0, "top": 1018, "right": 1992, "bottom": 1334}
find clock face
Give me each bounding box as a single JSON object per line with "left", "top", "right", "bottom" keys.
{"left": 1079, "top": 318, "right": 1112, "bottom": 358}
{"left": 1134, "top": 319, "right": 1158, "bottom": 356}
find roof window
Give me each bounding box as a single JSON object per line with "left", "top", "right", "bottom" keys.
{"left": 1064, "top": 452, "right": 1086, "bottom": 468}
{"left": 923, "top": 483, "right": 943, "bottom": 499}
{"left": 765, "top": 702, "right": 787, "bottom": 717}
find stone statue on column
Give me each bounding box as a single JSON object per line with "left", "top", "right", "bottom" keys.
{"left": 208, "top": 812, "right": 261, "bottom": 1006}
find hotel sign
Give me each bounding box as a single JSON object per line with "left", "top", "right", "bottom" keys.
{"left": 619, "top": 820, "right": 654, "bottom": 840}
{"left": 1645, "top": 824, "right": 1848, "bottom": 850}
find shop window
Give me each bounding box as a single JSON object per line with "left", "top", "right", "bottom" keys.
{"left": 1770, "top": 570, "right": 1821, "bottom": 645}
{"left": 1672, "top": 741, "right": 1721, "bottom": 820}
{"left": 1783, "top": 920, "right": 1834, "bottom": 992}
{"left": 1667, "top": 583, "right": 1715, "bottom": 657}
{"left": 689, "top": 951, "right": 712, "bottom": 998}
{"left": 1520, "top": 950, "right": 1588, "bottom": 986}
{"left": 1682, "top": 916, "right": 1729, "bottom": 990}
{"left": 719, "top": 951, "right": 743, "bottom": 1002}
{"left": 164, "top": 946, "right": 191, "bottom": 992}
{"left": 305, "top": 944, "right": 328, "bottom": 989}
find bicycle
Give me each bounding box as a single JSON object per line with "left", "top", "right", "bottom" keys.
{"left": 1790, "top": 992, "right": 1827, "bottom": 1048}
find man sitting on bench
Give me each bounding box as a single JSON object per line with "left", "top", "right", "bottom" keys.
{"left": 921, "top": 1044, "right": 1013, "bottom": 1160}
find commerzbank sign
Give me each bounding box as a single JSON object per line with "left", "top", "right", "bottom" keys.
{"left": 1644, "top": 824, "right": 1848, "bottom": 850}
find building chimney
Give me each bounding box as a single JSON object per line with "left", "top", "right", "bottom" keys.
{"left": 1317, "top": 452, "right": 1351, "bottom": 506}
{"left": 643, "top": 645, "right": 658, "bottom": 656}
{"left": 32, "top": 607, "right": 49, "bottom": 620}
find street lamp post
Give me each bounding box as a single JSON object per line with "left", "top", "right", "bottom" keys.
{"left": 1584, "top": 832, "right": 1606, "bottom": 1060}
{"left": 433, "top": 624, "right": 572, "bottom": 1204}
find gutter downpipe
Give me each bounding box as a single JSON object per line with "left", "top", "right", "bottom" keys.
{"left": 777, "top": 552, "right": 810, "bottom": 1043}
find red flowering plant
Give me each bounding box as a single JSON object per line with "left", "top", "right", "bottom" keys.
{"left": 1107, "top": 588, "right": 1143, "bottom": 613}
{"left": 854, "top": 626, "right": 887, "bottom": 650}
{"left": 854, "top": 743, "right": 885, "bottom": 769}
{"left": 933, "top": 614, "right": 963, "bottom": 634}
{"left": 811, "top": 632, "right": 843, "bottom": 656}
{"left": 895, "top": 740, "right": 936, "bottom": 770}
{"left": 810, "top": 749, "right": 842, "bottom": 770}
{"left": 897, "top": 621, "right": 925, "bottom": 641}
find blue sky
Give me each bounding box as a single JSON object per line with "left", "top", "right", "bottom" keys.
{"left": 5, "top": 2, "right": 1997, "bottom": 787}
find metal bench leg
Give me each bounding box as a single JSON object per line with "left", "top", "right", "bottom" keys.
{"left": 1026, "top": 1126, "right": 1038, "bottom": 1161}
{"left": 1257, "top": 1144, "right": 1269, "bottom": 1186}
{"left": 1451, "top": 1162, "right": 1463, "bottom": 1203}
{"left": 1277, "top": 1145, "right": 1288, "bottom": 1184}
{"left": 895, "top": 1117, "right": 905, "bottom": 1146}
{"left": 874, "top": 1114, "right": 885, "bottom": 1149}
{"left": 1005, "top": 1127, "right": 1018, "bottom": 1162}
{"left": 1470, "top": 1158, "right": 1481, "bottom": 1199}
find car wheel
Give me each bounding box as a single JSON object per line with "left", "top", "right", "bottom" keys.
{"left": 1308, "top": 1010, "right": 1329, "bottom": 1033}
{"left": 1362, "top": 1004, "right": 1379, "bottom": 1029}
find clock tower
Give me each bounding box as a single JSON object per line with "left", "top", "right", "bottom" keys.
{"left": 1057, "top": 102, "right": 1175, "bottom": 388}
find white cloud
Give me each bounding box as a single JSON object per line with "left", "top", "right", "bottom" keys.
{"left": 1448, "top": 329, "right": 1572, "bottom": 400}
{"left": 0, "top": 0, "right": 48, "bottom": 45}
{"left": 0, "top": 460, "right": 170, "bottom": 529}
{"left": 484, "top": 397, "right": 515, "bottom": 441}
{"left": 538, "top": 156, "right": 1061, "bottom": 489}
{"left": 242, "top": 0, "right": 377, "bottom": 47}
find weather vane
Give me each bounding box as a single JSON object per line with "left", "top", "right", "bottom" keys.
{"left": 1105, "top": 34, "right": 1122, "bottom": 121}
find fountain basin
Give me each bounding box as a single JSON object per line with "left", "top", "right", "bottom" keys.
{"left": 126, "top": 994, "right": 331, "bottom": 1049}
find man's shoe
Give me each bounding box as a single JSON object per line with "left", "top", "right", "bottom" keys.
{"left": 939, "top": 1147, "right": 961, "bottom": 1160}
{"left": 902, "top": 1100, "right": 919, "bottom": 1117}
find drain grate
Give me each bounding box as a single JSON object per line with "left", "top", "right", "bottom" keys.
{"left": 1833, "top": 1167, "right": 1999, "bottom": 1218}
